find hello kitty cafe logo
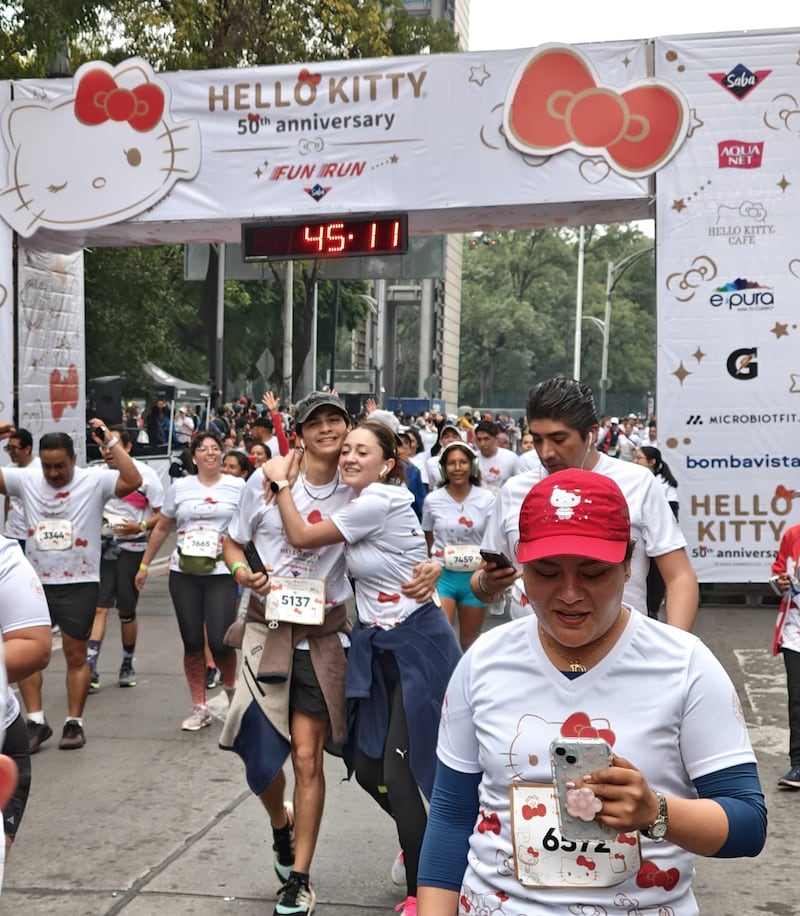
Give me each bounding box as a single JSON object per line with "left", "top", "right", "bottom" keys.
{"left": 0, "top": 58, "right": 201, "bottom": 237}
{"left": 502, "top": 44, "right": 690, "bottom": 178}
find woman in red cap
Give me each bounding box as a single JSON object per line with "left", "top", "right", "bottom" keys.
{"left": 418, "top": 468, "right": 765, "bottom": 915}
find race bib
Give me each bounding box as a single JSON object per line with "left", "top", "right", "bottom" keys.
{"left": 182, "top": 527, "right": 220, "bottom": 558}
{"left": 443, "top": 544, "right": 481, "bottom": 572}
{"left": 266, "top": 576, "right": 326, "bottom": 625}
{"left": 509, "top": 784, "right": 641, "bottom": 888}
{"left": 102, "top": 512, "right": 128, "bottom": 536}
{"left": 35, "top": 518, "right": 73, "bottom": 551}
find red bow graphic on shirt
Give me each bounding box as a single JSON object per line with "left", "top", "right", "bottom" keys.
{"left": 504, "top": 45, "right": 688, "bottom": 177}
{"left": 477, "top": 811, "right": 501, "bottom": 835}
{"left": 74, "top": 69, "right": 164, "bottom": 132}
{"left": 637, "top": 860, "right": 680, "bottom": 890}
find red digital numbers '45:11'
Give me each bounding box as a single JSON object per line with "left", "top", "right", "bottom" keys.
{"left": 301, "top": 219, "right": 403, "bottom": 255}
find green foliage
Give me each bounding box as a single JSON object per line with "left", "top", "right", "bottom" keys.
{"left": 460, "top": 226, "right": 655, "bottom": 409}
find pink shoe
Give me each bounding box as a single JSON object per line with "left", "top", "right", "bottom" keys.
{"left": 394, "top": 896, "right": 417, "bottom": 916}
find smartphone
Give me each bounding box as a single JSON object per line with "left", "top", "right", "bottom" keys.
{"left": 479, "top": 549, "right": 514, "bottom": 569}
{"left": 550, "top": 737, "right": 616, "bottom": 842}
{"left": 243, "top": 541, "right": 268, "bottom": 577}
{"left": 89, "top": 424, "right": 108, "bottom": 443}
{"left": 768, "top": 575, "right": 784, "bottom": 597}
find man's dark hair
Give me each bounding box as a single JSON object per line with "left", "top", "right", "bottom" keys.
{"left": 10, "top": 428, "right": 33, "bottom": 450}
{"left": 40, "top": 432, "right": 75, "bottom": 457}
{"left": 526, "top": 377, "right": 598, "bottom": 437}
{"left": 252, "top": 417, "right": 273, "bottom": 431}
{"left": 475, "top": 419, "right": 498, "bottom": 437}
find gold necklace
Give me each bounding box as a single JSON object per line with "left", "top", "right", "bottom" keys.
{"left": 538, "top": 608, "right": 625, "bottom": 673}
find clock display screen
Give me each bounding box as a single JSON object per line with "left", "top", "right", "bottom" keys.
{"left": 243, "top": 214, "right": 408, "bottom": 261}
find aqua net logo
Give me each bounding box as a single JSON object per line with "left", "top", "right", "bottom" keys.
{"left": 709, "top": 278, "right": 773, "bottom": 311}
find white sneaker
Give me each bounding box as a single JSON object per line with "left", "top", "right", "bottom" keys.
{"left": 391, "top": 850, "right": 406, "bottom": 886}
{"left": 181, "top": 705, "right": 213, "bottom": 731}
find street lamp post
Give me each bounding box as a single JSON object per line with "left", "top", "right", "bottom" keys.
{"left": 599, "top": 246, "right": 655, "bottom": 416}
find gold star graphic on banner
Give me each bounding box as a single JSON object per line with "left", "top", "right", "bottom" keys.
{"left": 692, "top": 347, "right": 706, "bottom": 362}
{"left": 672, "top": 361, "right": 691, "bottom": 385}
{"left": 672, "top": 199, "right": 686, "bottom": 213}
{"left": 687, "top": 109, "right": 704, "bottom": 138}
{"left": 790, "top": 374, "right": 800, "bottom": 393}
{"left": 772, "top": 321, "right": 789, "bottom": 339}
{"left": 469, "top": 65, "right": 491, "bottom": 86}
{"left": 778, "top": 175, "right": 791, "bottom": 192}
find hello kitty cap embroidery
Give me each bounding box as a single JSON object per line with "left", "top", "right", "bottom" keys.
{"left": 517, "top": 469, "right": 630, "bottom": 564}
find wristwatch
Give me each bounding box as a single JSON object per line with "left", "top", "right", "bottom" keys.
{"left": 270, "top": 479, "right": 290, "bottom": 494}
{"left": 642, "top": 791, "right": 668, "bottom": 841}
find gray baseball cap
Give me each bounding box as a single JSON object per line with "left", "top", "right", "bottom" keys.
{"left": 294, "top": 391, "right": 348, "bottom": 426}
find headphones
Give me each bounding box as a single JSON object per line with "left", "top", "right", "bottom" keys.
{"left": 439, "top": 441, "right": 479, "bottom": 483}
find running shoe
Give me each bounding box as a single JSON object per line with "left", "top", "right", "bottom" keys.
{"left": 205, "top": 666, "right": 221, "bottom": 689}
{"left": 274, "top": 872, "right": 316, "bottom": 916}
{"left": 390, "top": 850, "right": 406, "bottom": 886}
{"left": 26, "top": 719, "right": 53, "bottom": 754}
{"left": 272, "top": 804, "right": 296, "bottom": 883}
{"left": 118, "top": 664, "right": 137, "bottom": 688}
{"left": 89, "top": 670, "right": 100, "bottom": 693}
{"left": 394, "top": 896, "right": 417, "bottom": 916}
{"left": 778, "top": 765, "right": 800, "bottom": 788}
{"left": 181, "top": 705, "right": 213, "bottom": 731}
{"left": 58, "top": 720, "right": 86, "bottom": 750}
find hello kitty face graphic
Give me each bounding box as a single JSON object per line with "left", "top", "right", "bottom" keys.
{"left": 0, "top": 58, "right": 201, "bottom": 237}
{"left": 550, "top": 484, "right": 581, "bottom": 520}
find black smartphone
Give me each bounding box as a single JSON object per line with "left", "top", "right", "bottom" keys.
{"left": 89, "top": 424, "right": 108, "bottom": 442}
{"left": 479, "top": 549, "right": 514, "bottom": 569}
{"left": 243, "top": 541, "right": 267, "bottom": 576}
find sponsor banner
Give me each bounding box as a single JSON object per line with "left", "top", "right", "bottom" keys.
{"left": 0, "top": 45, "right": 660, "bottom": 248}
{"left": 656, "top": 31, "right": 800, "bottom": 582}
{"left": 17, "top": 248, "right": 86, "bottom": 462}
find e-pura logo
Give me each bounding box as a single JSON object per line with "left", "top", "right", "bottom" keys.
{"left": 709, "top": 278, "right": 773, "bottom": 311}
{"left": 709, "top": 63, "right": 771, "bottom": 100}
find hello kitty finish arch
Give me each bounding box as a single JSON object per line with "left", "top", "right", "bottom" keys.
{"left": 0, "top": 58, "right": 201, "bottom": 237}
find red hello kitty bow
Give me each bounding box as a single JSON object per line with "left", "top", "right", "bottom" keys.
{"left": 505, "top": 45, "right": 688, "bottom": 177}
{"left": 75, "top": 69, "right": 164, "bottom": 132}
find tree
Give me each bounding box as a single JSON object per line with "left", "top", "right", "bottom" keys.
{"left": 459, "top": 225, "right": 655, "bottom": 410}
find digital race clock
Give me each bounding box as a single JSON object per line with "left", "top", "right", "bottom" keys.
{"left": 242, "top": 214, "right": 408, "bottom": 261}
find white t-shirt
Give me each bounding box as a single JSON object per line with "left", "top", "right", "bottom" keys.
{"left": 0, "top": 537, "right": 50, "bottom": 730}
{"left": 228, "top": 469, "right": 354, "bottom": 610}
{"left": 3, "top": 465, "right": 118, "bottom": 584}
{"left": 438, "top": 611, "right": 756, "bottom": 915}
{"left": 516, "top": 449, "right": 544, "bottom": 475}
{"left": 422, "top": 485, "right": 496, "bottom": 562}
{"left": 332, "top": 483, "right": 428, "bottom": 628}
{"left": 477, "top": 448, "right": 519, "bottom": 493}
{"left": 102, "top": 459, "right": 165, "bottom": 554}
{"left": 481, "top": 454, "right": 687, "bottom": 618}
{"left": 3, "top": 457, "right": 41, "bottom": 540}
{"left": 162, "top": 474, "right": 245, "bottom": 574}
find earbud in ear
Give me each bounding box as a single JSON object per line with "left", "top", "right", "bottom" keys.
{"left": 380, "top": 465, "right": 388, "bottom": 477}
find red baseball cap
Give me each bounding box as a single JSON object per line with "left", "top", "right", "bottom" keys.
{"left": 517, "top": 469, "right": 631, "bottom": 564}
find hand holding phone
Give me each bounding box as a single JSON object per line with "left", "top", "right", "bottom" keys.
{"left": 550, "top": 738, "right": 615, "bottom": 841}
{"left": 243, "top": 541, "right": 268, "bottom": 577}
{"left": 479, "top": 549, "right": 513, "bottom": 569}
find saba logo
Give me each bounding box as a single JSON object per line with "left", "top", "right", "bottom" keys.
{"left": 726, "top": 347, "right": 758, "bottom": 380}
{"left": 709, "top": 278, "right": 773, "bottom": 311}
{"left": 709, "top": 63, "right": 771, "bottom": 100}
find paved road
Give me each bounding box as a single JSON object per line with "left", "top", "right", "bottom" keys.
{"left": 0, "top": 575, "right": 794, "bottom": 915}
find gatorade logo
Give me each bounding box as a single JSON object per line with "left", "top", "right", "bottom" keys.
{"left": 726, "top": 347, "right": 758, "bottom": 380}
